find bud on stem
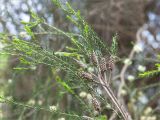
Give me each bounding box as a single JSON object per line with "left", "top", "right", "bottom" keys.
{"left": 90, "top": 51, "right": 98, "bottom": 65}
{"left": 79, "top": 71, "right": 93, "bottom": 80}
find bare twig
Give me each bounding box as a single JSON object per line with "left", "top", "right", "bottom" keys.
{"left": 110, "top": 24, "right": 148, "bottom": 120}
{"left": 118, "top": 24, "right": 148, "bottom": 98}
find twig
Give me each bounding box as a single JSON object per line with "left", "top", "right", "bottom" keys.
{"left": 108, "top": 71, "right": 112, "bottom": 85}
{"left": 118, "top": 24, "right": 148, "bottom": 98}
{"left": 94, "top": 54, "right": 132, "bottom": 120}
{"left": 0, "top": 96, "right": 83, "bottom": 119}
{"left": 110, "top": 24, "right": 148, "bottom": 120}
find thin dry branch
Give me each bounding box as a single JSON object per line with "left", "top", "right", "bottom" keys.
{"left": 93, "top": 54, "right": 132, "bottom": 120}
{"left": 109, "top": 24, "right": 148, "bottom": 120}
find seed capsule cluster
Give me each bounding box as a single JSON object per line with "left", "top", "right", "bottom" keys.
{"left": 90, "top": 52, "right": 98, "bottom": 65}
{"left": 108, "top": 56, "right": 115, "bottom": 71}
{"left": 92, "top": 97, "right": 101, "bottom": 112}
{"left": 79, "top": 71, "right": 93, "bottom": 80}
{"left": 100, "top": 57, "right": 107, "bottom": 72}
{"left": 90, "top": 52, "right": 115, "bottom": 71}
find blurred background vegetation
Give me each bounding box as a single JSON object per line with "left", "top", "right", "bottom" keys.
{"left": 0, "top": 0, "right": 160, "bottom": 120}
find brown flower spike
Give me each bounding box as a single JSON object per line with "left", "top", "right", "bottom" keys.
{"left": 90, "top": 51, "right": 98, "bottom": 65}
{"left": 92, "top": 97, "right": 101, "bottom": 112}
{"left": 100, "top": 57, "right": 107, "bottom": 72}
{"left": 79, "top": 71, "right": 93, "bottom": 80}
{"left": 108, "top": 56, "right": 115, "bottom": 71}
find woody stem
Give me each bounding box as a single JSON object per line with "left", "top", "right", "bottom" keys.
{"left": 96, "top": 56, "right": 132, "bottom": 120}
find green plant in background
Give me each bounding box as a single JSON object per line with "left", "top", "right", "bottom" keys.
{"left": 139, "top": 62, "right": 160, "bottom": 78}
{"left": 0, "top": 0, "right": 133, "bottom": 120}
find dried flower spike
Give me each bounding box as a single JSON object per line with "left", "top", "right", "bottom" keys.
{"left": 100, "top": 57, "right": 107, "bottom": 72}
{"left": 92, "top": 97, "right": 101, "bottom": 112}
{"left": 90, "top": 51, "right": 98, "bottom": 65}
{"left": 79, "top": 71, "right": 93, "bottom": 80}
{"left": 108, "top": 56, "right": 115, "bottom": 71}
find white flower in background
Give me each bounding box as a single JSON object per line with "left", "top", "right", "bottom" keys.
{"left": 133, "top": 42, "right": 143, "bottom": 53}
{"left": 58, "top": 118, "right": 65, "bottom": 120}
{"left": 28, "top": 99, "right": 35, "bottom": 105}
{"left": 106, "top": 104, "right": 112, "bottom": 109}
{"left": 131, "top": 98, "right": 136, "bottom": 103}
{"left": 49, "top": 105, "right": 57, "bottom": 111}
{"left": 140, "top": 116, "right": 147, "bottom": 120}
{"left": 121, "top": 89, "right": 127, "bottom": 96}
{"left": 149, "top": 116, "right": 156, "bottom": 120}
{"left": 140, "top": 116, "right": 156, "bottom": 120}
{"left": 8, "top": 79, "right": 13, "bottom": 84}
{"left": 137, "top": 65, "right": 146, "bottom": 72}
{"left": 86, "top": 94, "right": 92, "bottom": 100}
{"left": 86, "top": 93, "right": 93, "bottom": 105}
{"left": 30, "top": 66, "right": 36, "bottom": 70}
{"left": 79, "top": 91, "right": 87, "bottom": 98}
{"left": 88, "top": 67, "right": 94, "bottom": 73}
{"left": 144, "top": 107, "right": 152, "bottom": 115}
{"left": 138, "top": 91, "right": 143, "bottom": 96}
{"left": 124, "top": 59, "right": 132, "bottom": 65}
{"left": 38, "top": 100, "right": 43, "bottom": 105}
{"left": 127, "top": 75, "right": 135, "bottom": 82}
{"left": 19, "top": 31, "right": 28, "bottom": 38}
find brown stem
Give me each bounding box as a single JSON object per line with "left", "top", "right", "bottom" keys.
{"left": 99, "top": 78, "right": 132, "bottom": 120}
{"left": 95, "top": 54, "right": 132, "bottom": 120}
{"left": 108, "top": 71, "right": 112, "bottom": 85}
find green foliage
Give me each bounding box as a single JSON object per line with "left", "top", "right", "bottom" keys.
{"left": 96, "top": 115, "right": 108, "bottom": 120}
{"left": 52, "top": 0, "right": 109, "bottom": 56}
{"left": 0, "top": 0, "right": 120, "bottom": 119}
{"left": 0, "top": 54, "right": 8, "bottom": 69}
{"left": 2, "top": 0, "right": 119, "bottom": 78}
{"left": 55, "top": 51, "right": 80, "bottom": 57}
{"left": 0, "top": 96, "right": 82, "bottom": 119}
{"left": 12, "top": 38, "right": 80, "bottom": 78}
{"left": 110, "top": 34, "right": 118, "bottom": 56}
{"left": 139, "top": 63, "right": 160, "bottom": 78}
{"left": 56, "top": 76, "right": 74, "bottom": 94}
{"left": 21, "top": 11, "right": 44, "bottom": 39}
